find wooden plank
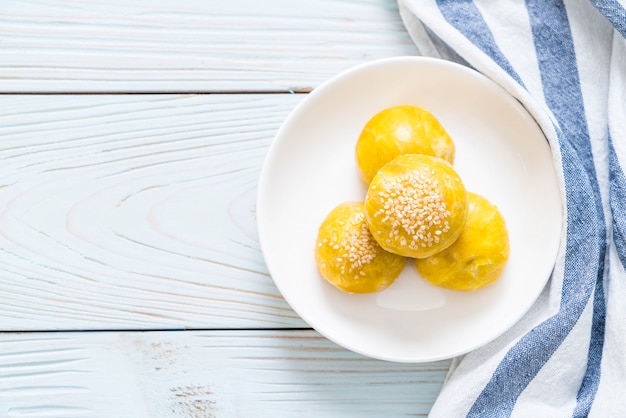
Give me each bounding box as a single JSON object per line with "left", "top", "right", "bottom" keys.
{"left": 0, "top": 330, "right": 449, "bottom": 417}
{"left": 0, "top": 93, "right": 307, "bottom": 330}
{"left": 0, "top": 0, "right": 418, "bottom": 93}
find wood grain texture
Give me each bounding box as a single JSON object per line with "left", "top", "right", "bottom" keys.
{"left": 0, "top": 1, "right": 450, "bottom": 412}
{"left": 0, "top": 94, "right": 307, "bottom": 330}
{"left": 0, "top": 330, "right": 450, "bottom": 417}
{"left": 0, "top": 0, "right": 418, "bottom": 93}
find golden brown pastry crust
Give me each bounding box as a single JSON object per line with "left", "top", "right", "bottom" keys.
{"left": 315, "top": 201, "right": 406, "bottom": 293}
{"left": 355, "top": 105, "right": 455, "bottom": 184}
{"left": 415, "top": 192, "right": 510, "bottom": 291}
{"left": 364, "top": 154, "right": 468, "bottom": 258}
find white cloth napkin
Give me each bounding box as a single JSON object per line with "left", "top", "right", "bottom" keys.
{"left": 397, "top": 1, "right": 626, "bottom": 416}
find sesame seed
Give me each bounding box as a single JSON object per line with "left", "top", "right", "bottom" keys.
{"left": 373, "top": 168, "right": 451, "bottom": 248}
{"left": 322, "top": 209, "right": 380, "bottom": 275}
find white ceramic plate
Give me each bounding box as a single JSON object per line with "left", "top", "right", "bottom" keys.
{"left": 257, "top": 57, "right": 562, "bottom": 362}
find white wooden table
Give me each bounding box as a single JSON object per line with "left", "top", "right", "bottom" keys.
{"left": 0, "top": 1, "right": 451, "bottom": 416}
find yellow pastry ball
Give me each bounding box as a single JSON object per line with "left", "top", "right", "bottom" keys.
{"left": 415, "top": 192, "right": 510, "bottom": 291}
{"left": 355, "top": 105, "right": 455, "bottom": 184}
{"left": 315, "top": 201, "right": 407, "bottom": 294}
{"left": 364, "top": 154, "right": 468, "bottom": 258}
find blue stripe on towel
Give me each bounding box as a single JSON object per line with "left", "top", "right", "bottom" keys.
{"left": 449, "top": 1, "right": 607, "bottom": 416}
{"left": 589, "top": 0, "right": 626, "bottom": 37}
{"left": 609, "top": 138, "right": 626, "bottom": 265}
{"left": 574, "top": 258, "right": 606, "bottom": 417}
{"left": 436, "top": 0, "right": 524, "bottom": 86}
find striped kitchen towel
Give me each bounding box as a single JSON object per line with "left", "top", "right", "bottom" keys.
{"left": 398, "top": 0, "right": 626, "bottom": 417}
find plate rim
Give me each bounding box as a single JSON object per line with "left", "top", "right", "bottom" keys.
{"left": 257, "top": 56, "right": 562, "bottom": 362}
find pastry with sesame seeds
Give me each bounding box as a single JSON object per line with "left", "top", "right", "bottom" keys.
{"left": 355, "top": 105, "right": 455, "bottom": 184}
{"left": 315, "top": 201, "right": 407, "bottom": 294}
{"left": 415, "top": 192, "right": 510, "bottom": 291}
{"left": 364, "top": 154, "right": 468, "bottom": 259}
